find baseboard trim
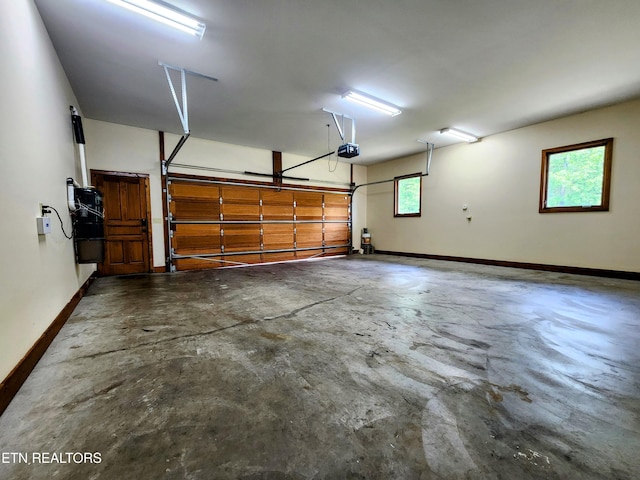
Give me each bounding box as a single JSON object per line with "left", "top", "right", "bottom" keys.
{"left": 374, "top": 250, "right": 640, "bottom": 281}
{"left": 0, "top": 273, "right": 96, "bottom": 417}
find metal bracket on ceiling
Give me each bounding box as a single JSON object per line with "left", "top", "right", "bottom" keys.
{"left": 350, "top": 140, "right": 435, "bottom": 195}
{"left": 160, "top": 62, "right": 190, "bottom": 136}
{"left": 159, "top": 61, "right": 219, "bottom": 170}
{"left": 322, "top": 108, "right": 356, "bottom": 144}
{"left": 417, "top": 139, "right": 434, "bottom": 175}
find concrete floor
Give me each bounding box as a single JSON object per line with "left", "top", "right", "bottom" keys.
{"left": 1, "top": 255, "right": 639, "bottom": 479}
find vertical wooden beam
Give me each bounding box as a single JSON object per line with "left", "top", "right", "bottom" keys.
{"left": 349, "top": 163, "right": 354, "bottom": 255}
{"left": 159, "top": 130, "right": 165, "bottom": 161}
{"left": 160, "top": 131, "right": 170, "bottom": 272}
{"left": 272, "top": 151, "right": 282, "bottom": 186}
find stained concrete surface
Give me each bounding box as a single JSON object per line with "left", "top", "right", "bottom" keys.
{"left": 1, "top": 255, "right": 639, "bottom": 479}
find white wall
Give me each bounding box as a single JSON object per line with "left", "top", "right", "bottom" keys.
{"left": 0, "top": 0, "right": 95, "bottom": 382}
{"left": 351, "top": 166, "right": 367, "bottom": 249}
{"left": 83, "top": 120, "right": 165, "bottom": 267}
{"left": 367, "top": 99, "right": 640, "bottom": 273}
{"left": 84, "top": 122, "right": 365, "bottom": 266}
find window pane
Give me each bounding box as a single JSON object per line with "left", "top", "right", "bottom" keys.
{"left": 397, "top": 176, "right": 421, "bottom": 214}
{"left": 546, "top": 146, "right": 605, "bottom": 208}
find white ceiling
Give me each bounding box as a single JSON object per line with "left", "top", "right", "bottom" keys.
{"left": 35, "top": 0, "right": 640, "bottom": 164}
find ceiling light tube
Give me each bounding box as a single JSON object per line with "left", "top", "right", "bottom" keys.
{"left": 342, "top": 91, "right": 402, "bottom": 116}
{"left": 108, "top": 0, "right": 206, "bottom": 38}
{"left": 440, "top": 128, "right": 479, "bottom": 143}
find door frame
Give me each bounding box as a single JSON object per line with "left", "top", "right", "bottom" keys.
{"left": 90, "top": 169, "right": 154, "bottom": 275}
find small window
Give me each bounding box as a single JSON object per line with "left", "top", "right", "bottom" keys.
{"left": 394, "top": 173, "right": 422, "bottom": 217}
{"left": 539, "top": 138, "right": 613, "bottom": 213}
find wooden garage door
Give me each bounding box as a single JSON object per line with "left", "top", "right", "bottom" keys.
{"left": 168, "top": 179, "right": 350, "bottom": 270}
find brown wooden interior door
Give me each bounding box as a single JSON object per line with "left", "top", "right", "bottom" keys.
{"left": 93, "top": 172, "right": 151, "bottom": 276}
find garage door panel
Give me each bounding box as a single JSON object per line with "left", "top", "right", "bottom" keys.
{"left": 324, "top": 207, "right": 349, "bottom": 221}
{"left": 224, "top": 254, "right": 263, "bottom": 265}
{"left": 221, "top": 204, "right": 260, "bottom": 221}
{"left": 325, "top": 246, "right": 349, "bottom": 256}
{"left": 264, "top": 238, "right": 293, "bottom": 249}
{"left": 262, "top": 252, "right": 296, "bottom": 263}
{"left": 174, "top": 234, "right": 221, "bottom": 250}
{"left": 223, "top": 225, "right": 261, "bottom": 251}
{"left": 263, "top": 223, "right": 293, "bottom": 234}
{"left": 324, "top": 193, "right": 350, "bottom": 206}
{"left": 174, "top": 257, "right": 221, "bottom": 270}
{"left": 261, "top": 190, "right": 293, "bottom": 205}
{"left": 324, "top": 224, "right": 349, "bottom": 245}
{"left": 263, "top": 224, "right": 294, "bottom": 250}
{"left": 221, "top": 186, "right": 260, "bottom": 203}
{"left": 296, "top": 224, "right": 323, "bottom": 247}
{"left": 224, "top": 237, "right": 262, "bottom": 251}
{"left": 262, "top": 205, "right": 293, "bottom": 220}
{"left": 174, "top": 224, "right": 220, "bottom": 236}
{"left": 171, "top": 199, "right": 220, "bottom": 220}
{"left": 294, "top": 191, "right": 323, "bottom": 206}
{"left": 170, "top": 183, "right": 219, "bottom": 200}
{"left": 296, "top": 249, "right": 324, "bottom": 259}
{"left": 296, "top": 206, "right": 323, "bottom": 220}
{"left": 174, "top": 239, "right": 222, "bottom": 254}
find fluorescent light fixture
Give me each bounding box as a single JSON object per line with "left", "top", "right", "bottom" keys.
{"left": 439, "top": 127, "right": 479, "bottom": 143}
{"left": 107, "top": 0, "right": 206, "bottom": 38}
{"left": 342, "top": 90, "right": 402, "bottom": 116}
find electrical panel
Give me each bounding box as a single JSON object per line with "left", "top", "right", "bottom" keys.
{"left": 73, "top": 186, "right": 105, "bottom": 264}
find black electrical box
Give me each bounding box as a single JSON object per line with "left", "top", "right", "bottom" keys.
{"left": 337, "top": 143, "right": 360, "bottom": 158}
{"left": 73, "top": 187, "right": 105, "bottom": 264}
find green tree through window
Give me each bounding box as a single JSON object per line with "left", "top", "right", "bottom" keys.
{"left": 540, "top": 138, "right": 612, "bottom": 213}
{"left": 395, "top": 174, "right": 422, "bottom": 217}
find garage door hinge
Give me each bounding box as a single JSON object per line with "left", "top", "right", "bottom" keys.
{"left": 294, "top": 227, "right": 297, "bottom": 235}
{"left": 259, "top": 199, "right": 263, "bottom": 206}
{"left": 293, "top": 215, "right": 297, "bottom": 221}
{"left": 260, "top": 214, "right": 263, "bottom": 221}
{"left": 294, "top": 241, "right": 297, "bottom": 248}
{"left": 221, "top": 245, "right": 225, "bottom": 253}
{"left": 169, "top": 230, "right": 174, "bottom": 238}
{"left": 220, "top": 229, "right": 224, "bottom": 236}
{"left": 260, "top": 228, "right": 263, "bottom": 236}
{"left": 167, "top": 194, "right": 172, "bottom": 202}
{"left": 220, "top": 214, "right": 224, "bottom": 221}
{"left": 219, "top": 197, "right": 223, "bottom": 204}
{"left": 293, "top": 201, "right": 297, "bottom": 207}
{"left": 260, "top": 244, "right": 264, "bottom": 250}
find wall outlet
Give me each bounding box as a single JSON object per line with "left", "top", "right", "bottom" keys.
{"left": 36, "top": 216, "right": 52, "bottom": 235}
